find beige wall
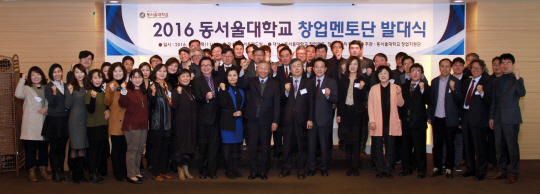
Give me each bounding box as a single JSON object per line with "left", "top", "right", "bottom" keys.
{"left": 467, "top": 2, "right": 540, "bottom": 159}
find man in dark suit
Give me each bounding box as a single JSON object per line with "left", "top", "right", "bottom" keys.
{"left": 238, "top": 61, "right": 280, "bottom": 180}
{"left": 325, "top": 41, "right": 347, "bottom": 81}
{"left": 399, "top": 63, "right": 431, "bottom": 179}
{"left": 278, "top": 58, "right": 314, "bottom": 180}
{"left": 486, "top": 56, "right": 503, "bottom": 170}
{"left": 191, "top": 57, "right": 221, "bottom": 179}
{"left": 399, "top": 56, "right": 414, "bottom": 85}
{"left": 458, "top": 59, "right": 492, "bottom": 181}
{"left": 487, "top": 53, "right": 526, "bottom": 184}
{"left": 213, "top": 48, "right": 238, "bottom": 83}
{"left": 271, "top": 46, "right": 294, "bottom": 159}
{"left": 307, "top": 58, "right": 338, "bottom": 177}
{"left": 427, "top": 58, "right": 463, "bottom": 179}
{"left": 337, "top": 40, "right": 375, "bottom": 81}
{"left": 392, "top": 52, "right": 407, "bottom": 77}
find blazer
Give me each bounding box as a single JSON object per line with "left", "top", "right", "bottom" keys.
{"left": 15, "top": 79, "right": 47, "bottom": 140}
{"left": 399, "top": 80, "right": 431, "bottom": 130}
{"left": 460, "top": 76, "right": 492, "bottom": 128}
{"left": 280, "top": 76, "right": 314, "bottom": 127}
{"left": 337, "top": 77, "right": 367, "bottom": 119}
{"left": 218, "top": 85, "right": 246, "bottom": 132}
{"left": 192, "top": 75, "right": 220, "bottom": 126}
{"left": 311, "top": 76, "right": 338, "bottom": 127}
{"left": 367, "top": 83, "right": 405, "bottom": 136}
{"left": 325, "top": 55, "right": 346, "bottom": 81}
{"left": 104, "top": 81, "right": 126, "bottom": 136}
{"left": 237, "top": 75, "right": 281, "bottom": 125}
{"left": 427, "top": 75, "right": 463, "bottom": 127}
{"left": 213, "top": 64, "right": 238, "bottom": 83}
{"left": 489, "top": 73, "right": 526, "bottom": 124}
{"left": 275, "top": 65, "right": 292, "bottom": 84}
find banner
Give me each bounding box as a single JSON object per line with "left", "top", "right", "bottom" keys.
{"left": 105, "top": 4, "right": 465, "bottom": 58}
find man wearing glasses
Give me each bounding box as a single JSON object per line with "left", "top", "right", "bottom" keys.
{"left": 191, "top": 48, "right": 204, "bottom": 66}
{"left": 179, "top": 47, "right": 201, "bottom": 78}
{"left": 189, "top": 39, "right": 201, "bottom": 51}
{"left": 214, "top": 48, "right": 238, "bottom": 83}
{"left": 295, "top": 46, "right": 311, "bottom": 78}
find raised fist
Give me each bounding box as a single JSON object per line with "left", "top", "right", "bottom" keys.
{"left": 51, "top": 85, "right": 57, "bottom": 95}
{"left": 284, "top": 83, "right": 291, "bottom": 93}
{"left": 450, "top": 80, "right": 456, "bottom": 91}
{"left": 476, "top": 84, "right": 484, "bottom": 94}
{"left": 91, "top": 90, "right": 97, "bottom": 98}
{"left": 220, "top": 83, "right": 226, "bottom": 91}
{"left": 177, "top": 86, "right": 182, "bottom": 94}
{"left": 419, "top": 82, "right": 425, "bottom": 90}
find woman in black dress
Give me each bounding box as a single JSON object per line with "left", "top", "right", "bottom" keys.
{"left": 337, "top": 56, "right": 367, "bottom": 177}
{"left": 218, "top": 68, "right": 245, "bottom": 179}
{"left": 171, "top": 69, "right": 197, "bottom": 180}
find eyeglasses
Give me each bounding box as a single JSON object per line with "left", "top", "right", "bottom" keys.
{"left": 471, "top": 66, "right": 483, "bottom": 70}
{"left": 412, "top": 70, "right": 422, "bottom": 74}
{"left": 332, "top": 46, "right": 342, "bottom": 49}
{"left": 223, "top": 55, "right": 233, "bottom": 58}
{"left": 189, "top": 45, "right": 199, "bottom": 48}
{"left": 192, "top": 55, "right": 203, "bottom": 58}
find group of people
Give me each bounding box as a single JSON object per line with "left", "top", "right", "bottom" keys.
{"left": 15, "top": 39, "right": 525, "bottom": 185}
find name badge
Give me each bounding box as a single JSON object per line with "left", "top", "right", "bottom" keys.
{"left": 167, "top": 91, "right": 172, "bottom": 98}
{"left": 322, "top": 89, "right": 326, "bottom": 94}
{"left": 35, "top": 96, "right": 42, "bottom": 102}
{"left": 389, "top": 79, "right": 395, "bottom": 84}
{"left": 362, "top": 68, "right": 367, "bottom": 74}
{"left": 300, "top": 88, "right": 307, "bottom": 95}
{"left": 354, "top": 83, "right": 361, "bottom": 88}
{"left": 474, "top": 91, "right": 481, "bottom": 95}
{"left": 448, "top": 89, "right": 452, "bottom": 93}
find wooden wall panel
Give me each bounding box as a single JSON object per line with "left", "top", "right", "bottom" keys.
{"left": 475, "top": 30, "right": 540, "bottom": 63}
{"left": 477, "top": 2, "right": 540, "bottom": 31}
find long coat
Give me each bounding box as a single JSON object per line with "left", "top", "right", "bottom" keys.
{"left": 367, "top": 83, "right": 405, "bottom": 137}
{"left": 14, "top": 79, "right": 47, "bottom": 140}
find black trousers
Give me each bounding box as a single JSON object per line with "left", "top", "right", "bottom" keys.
{"left": 345, "top": 141, "right": 360, "bottom": 169}
{"left": 25, "top": 140, "right": 49, "bottom": 169}
{"left": 174, "top": 153, "right": 192, "bottom": 166}
{"left": 222, "top": 143, "right": 241, "bottom": 173}
{"left": 99, "top": 141, "right": 110, "bottom": 175}
{"left": 110, "top": 135, "right": 127, "bottom": 178}
{"left": 432, "top": 117, "right": 457, "bottom": 170}
{"left": 197, "top": 124, "right": 220, "bottom": 174}
{"left": 282, "top": 119, "right": 307, "bottom": 173}
{"left": 307, "top": 125, "right": 332, "bottom": 171}
{"left": 87, "top": 140, "right": 107, "bottom": 170}
{"left": 247, "top": 118, "right": 272, "bottom": 174}
{"left": 401, "top": 125, "right": 427, "bottom": 173}
{"left": 150, "top": 131, "right": 171, "bottom": 176}
{"left": 49, "top": 137, "right": 68, "bottom": 170}
{"left": 487, "top": 129, "right": 497, "bottom": 165}
{"left": 494, "top": 123, "right": 520, "bottom": 177}
{"left": 462, "top": 111, "right": 488, "bottom": 175}
{"left": 371, "top": 126, "right": 396, "bottom": 174}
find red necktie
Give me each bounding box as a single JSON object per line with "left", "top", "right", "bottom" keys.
{"left": 465, "top": 80, "right": 475, "bottom": 106}
{"left": 285, "top": 67, "right": 289, "bottom": 78}
{"left": 316, "top": 79, "right": 321, "bottom": 94}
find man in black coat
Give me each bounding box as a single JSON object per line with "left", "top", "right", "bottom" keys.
{"left": 191, "top": 57, "right": 221, "bottom": 179}
{"left": 399, "top": 64, "right": 431, "bottom": 179}
{"left": 238, "top": 61, "right": 280, "bottom": 180}
{"left": 278, "top": 59, "right": 314, "bottom": 180}
{"left": 213, "top": 48, "right": 239, "bottom": 83}
{"left": 272, "top": 47, "right": 294, "bottom": 159}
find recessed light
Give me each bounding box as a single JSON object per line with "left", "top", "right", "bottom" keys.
{"left": 109, "top": 1, "right": 119, "bottom": 3}
{"left": 454, "top": 0, "right": 464, "bottom": 2}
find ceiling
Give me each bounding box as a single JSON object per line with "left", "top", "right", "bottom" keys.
{"left": 1, "top": 0, "right": 536, "bottom": 4}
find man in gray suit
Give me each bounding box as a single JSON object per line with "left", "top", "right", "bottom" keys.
{"left": 427, "top": 58, "right": 463, "bottom": 179}
{"left": 487, "top": 53, "right": 525, "bottom": 184}
{"left": 306, "top": 58, "right": 338, "bottom": 177}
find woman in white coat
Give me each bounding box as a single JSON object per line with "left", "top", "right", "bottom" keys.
{"left": 14, "top": 66, "right": 50, "bottom": 182}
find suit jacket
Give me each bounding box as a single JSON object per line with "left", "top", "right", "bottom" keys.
{"left": 275, "top": 65, "right": 292, "bottom": 84}
{"left": 400, "top": 80, "right": 431, "bottom": 130}
{"left": 489, "top": 73, "right": 526, "bottom": 124}
{"left": 311, "top": 76, "right": 338, "bottom": 127}
{"left": 237, "top": 75, "right": 281, "bottom": 125}
{"left": 280, "top": 76, "right": 314, "bottom": 127}
{"left": 460, "top": 76, "right": 492, "bottom": 127}
{"left": 213, "top": 64, "right": 238, "bottom": 83}
{"left": 428, "top": 75, "right": 463, "bottom": 127}
{"left": 325, "top": 56, "right": 346, "bottom": 81}
{"left": 192, "top": 75, "right": 220, "bottom": 125}
{"left": 367, "top": 83, "right": 405, "bottom": 136}
{"left": 218, "top": 85, "right": 245, "bottom": 132}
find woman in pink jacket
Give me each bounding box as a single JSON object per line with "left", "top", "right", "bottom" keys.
{"left": 368, "top": 66, "right": 404, "bottom": 179}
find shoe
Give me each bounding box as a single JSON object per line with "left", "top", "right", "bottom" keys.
{"left": 76, "top": 157, "right": 89, "bottom": 183}
{"left": 39, "top": 166, "right": 51, "bottom": 180}
{"left": 321, "top": 169, "right": 329, "bottom": 177}
{"left": 279, "top": 171, "right": 290, "bottom": 178}
{"left": 248, "top": 173, "right": 260, "bottom": 180}
{"left": 454, "top": 165, "right": 462, "bottom": 172}
{"left": 261, "top": 174, "right": 268, "bottom": 180}
{"left": 177, "top": 167, "right": 185, "bottom": 181}
{"left": 152, "top": 175, "right": 164, "bottom": 181}
{"left": 506, "top": 175, "right": 518, "bottom": 184}
{"left": 474, "top": 174, "right": 485, "bottom": 181}
{"left": 140, "top": 168, "right": 145, "bottom": 174}
{"left": 376, "top": 172, "right": 385, "bottom": 179}
{"left": 429, "top": 168, "right": 442, "bottom": 177}
{"left": 136, "top": 176, "right": 147, "bottom": 181}
{"left": 160, "top": 173, "right": 173, "bottom": 179}
{"left": 99, "top": 172, "right": 108, "bottom": 178}
{"left": 386, "top": 173, "right": 394, "bottom": 179}
{"left": 59, "top": 169, "right": 69, "bottom": 182}
{"left": 399, "top": 170, "right": 412, "bottom": 177}
{"left": 114, "top": 174, "right": 125, "bottom": 182}
{"left": 418, "top": 172, "right": 426, "bottom": 179}
{"left": 28, "top": 167, "right": 38, "bottom": 182}
{"left": 298, "top": 173, "right": 306, "bottom": 179}
{"left": 487, "top": 172, "right": 507, "bottom": 180}
{"left": 352, "top": 168, "right": 360, "bottom": 177}
{"left": 52, "top": 170, "right": 62, "bottom": 183}
{"left": 209, "top": 172, "right": 217, "bottom": 179}
{"left": 182, "top": 165, "right": 194, "bottom": 179}
{"left": 346, "top": 169, "right": 353, "bottom": 176}
{"left": 126, "top": 177, "right": 142, "bottom": 184}
{"left": 199, "top": 169, "right": 208, "bottom": 179}
{"left": 459, "top": 171, "right": 475, "bottom": 177}
{"left": 233, "top": 171, "right": 243, "bottom": 178}
{"left": 89, "top": 170, "right": 104, "bottom": 184}
{"left": 306, "top": 170, "right": 316, "bottom": 176}
{"left": 225, "top": 171, "right": 236, "bottom": 179}
{"left": 446, "top": 169, "right": 454, "bottom": 179}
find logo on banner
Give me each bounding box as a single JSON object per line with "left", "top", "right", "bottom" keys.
{"left": 139, "top": 12, "right": 145, "bottom": 18}
{"left": 145, "top": 11, "right": 169, "bottom": 19}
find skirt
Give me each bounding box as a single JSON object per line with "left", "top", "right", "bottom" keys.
{"left": 41, "top": 115, "right": 69, "bottom": 138}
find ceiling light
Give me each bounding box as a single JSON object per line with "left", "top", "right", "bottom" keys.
{"left": 109, "top": 1, "right": 119, "bottom": 3}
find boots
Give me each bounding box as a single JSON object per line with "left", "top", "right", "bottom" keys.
{"left": 177, "top": 167, "right": 185, "bottom": 181}
{"left": 182, "top": 165, "right": 193, "bottom": 179}
{"left": 58, "top": 168, "right": 69, "bottom": 182}
{"left": 77, "top": 157, "right": 89, "bottom": 182}
{"left": 69, "top": 158, "right": 79, "bottom": 183}
{"left": 39, "top": 166, "right": 51, "bottom": 180}
{"left": 52, "top": 169, "right": 63, "bottom": 182}
{"left": 89, "top": 169, "right": 104, "bottom": 184}
{"left": 96, "top": 169, "right": 105, "bottom": 182}
{"left": 28, "top": 167, "right": 38, "bottom": 182}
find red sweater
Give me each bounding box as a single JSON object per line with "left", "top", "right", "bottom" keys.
{"left": 118, "top": 89, "right": 149, "bottom": 131}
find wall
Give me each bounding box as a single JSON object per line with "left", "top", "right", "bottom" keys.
{"left": 466, "top": 2, "right": 540, "bottom": 159}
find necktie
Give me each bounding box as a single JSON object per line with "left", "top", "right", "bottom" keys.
{"left": 465, "top": 80, "right": 476, "bottom": 106}
{"left": 261, "top": 79, "right": 265, "bottom": 84}
{"left": 316, "top": 79, "right": 321, "bottom": 94}
{"left": 285, "top": 67, "right": 289, "bottom": 78}
{"left": 411, "top": 83, "right": 416, "bottom": 90}
{"left": 294, "top": 79, "right": 298, "bottom": 98}
{"left": 208, "top": 77, "right": 215, "bottom": 96}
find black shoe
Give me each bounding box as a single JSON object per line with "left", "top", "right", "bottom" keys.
{"left": 279, "top": 171, "right": 290, "bottom": 178}
{"left": 418, "top": 172, "right": 426, "bottom": 179}
{"left": 72, "top": 170, "right": 80, "bottom": 184}
{"left": 58, "top": 169, "right": 69, "bottom": 182}
{"left": 261, "top": 174, "right": 268, "bottom": 180}
{"left": 99, "top": 172, "right": 108, "bottom": 178}
{"left": 346, "top": 169, "right": 353, "bottom": 176}
{"left": 306, "top": 170, "right": 316, "bottom": 176}
{"left": 169, "top": 163, "right": 177, "bottom": 173}
{"left": 298, "top": 173, "right": 306, "bottom": 179}
{"left": 474, "top": 174, "right": 486, "bottom": 181}
{"left": 89, "top": 170, "right": 104, "bottom": 184}
{"left": 386, "top": 173, "right": 394, "bottom": 179}
{"left": 199, "top": 170, "right": 208, "bottom": 179}
{"left": 233, "top": 171, "right": 243, "bottom": 178}
{"left": 459, "top": 171, "right": 475, "bottom": 177}
{"left": 114, "top": 174, "right": 125, "bottom": 182}
{"left": 352, "top": 168, "right": 360, "bottom": 177}
{"left": 399, "top": 170, "right": 412, "bottom": 176}
{"left": 210, "top": 172, "right": 217, "bottom": 179}
{"left": 52, "top": 170, "right": 63, "bottom": 183}
{"left": 429, "top": 170, "right": 443, "bottom": 177}
{"left": 376, "top": 172, "right": 385, "bottom": 179}
{"left": 446, "top": 171, "right": 454, "bottom": 179}
{"left": 136, "top": 176, "right": 147, "bottom": 181}
{"left": 248, "top": 173, "right": 260, "bottom": 180}
{"left": 225, "top": 171, "right": 236, "bottom": 179}
{"left": 321, "top": 169, "right": 329, "bottom": 177}
{"left": 140, "top": 168, "right": 145, "bottom": 174}
{"left": 126, "top": 177, "right": 142, "bottom": 184}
